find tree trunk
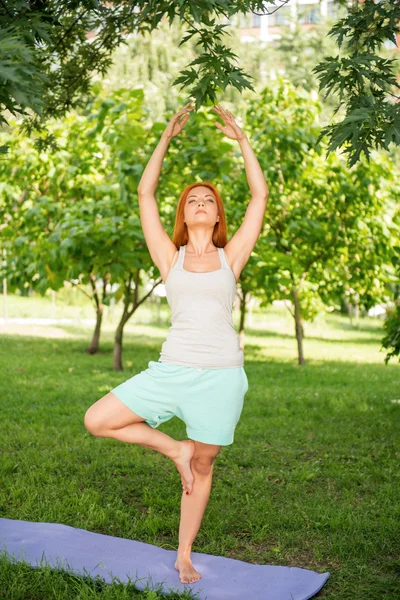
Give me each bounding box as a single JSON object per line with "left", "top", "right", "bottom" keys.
{"left": 87, "top": 305, "right": 104, "bottom": 354}
{"left": 292, "top": 287, "right": 305, "bottom": 365}
{"left": 346, "top": 297, "right": 354, "bottom": 326}
{"left": 86, "top": 270, "right": 110, "bottom": 355}
{"left": 113, "top": 316, "right": 127, "bottom": 372}
{"left": 113, "top": 273, "right": 136, "bottom": 372}
{"left": 3, "top": 276, "right": 7, "bottom": 321}
{"left": 112, "top": 270, "right": 163, "bottom": 371}
{"left": 349, "top": 292, "right": 360, "bottom": 328}
{"left": 353, "top": 299, "right": 360, "bottom": 327}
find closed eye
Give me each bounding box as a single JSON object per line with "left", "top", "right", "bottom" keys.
{"left": 189, "top": 199, "right": 214, "bottom": 202}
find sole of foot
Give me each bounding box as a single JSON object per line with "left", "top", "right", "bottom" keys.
{"left": 173, "top": 440, "right": 195, "bottom": 494}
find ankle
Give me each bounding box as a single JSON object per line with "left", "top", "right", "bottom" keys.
{"left": 169, "top": 440, "right": 183, "bottom": 462}
{"left": 177, "top": 547, "right": 192, "bottom": 560}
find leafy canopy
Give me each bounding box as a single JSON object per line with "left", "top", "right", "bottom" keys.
{"left": 1, "top": 0, "right": 399, "bottom": 165}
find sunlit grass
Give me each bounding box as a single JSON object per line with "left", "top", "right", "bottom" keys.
{"left": 0, "top": 295, "right": 399, "bottom": 599}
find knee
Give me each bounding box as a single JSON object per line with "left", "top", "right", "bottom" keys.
{"left": 192, "top": 455, "right": 216, "bottom": 476}
{"left": 84, "top": 407, "right": 103, "bottom": 436}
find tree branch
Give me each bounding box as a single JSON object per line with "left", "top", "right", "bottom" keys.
{"left": 89, "top": 271, "right": 99, "bottom": 310}
{"left": 126, "top": 273, "right": 163, "bottom": 319}
{"left": 284, "top": 298, "right": 295, "bottom": 319}
{"left": 252, "top": 0, "right": 291, "bottom": 17}
{"left": 49, "top": 8, "right": 91, "bottom": 54}
{"left": 69, "top": 279, "right": 93, "bottom": 302}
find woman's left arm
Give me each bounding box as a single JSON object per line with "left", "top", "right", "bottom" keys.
{"left": 237, "top": 133, "right": 269, "bottom": 201}
{"left": 212, "top": 104, "right": 269, "bottom": 201}
{"left": 213, "top": 105, "right": 269, "bottom": 274}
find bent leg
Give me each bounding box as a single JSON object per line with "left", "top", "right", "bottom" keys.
{"left": 85, "top": 391, "right": 183, "bottom": 457}
{"left": 84, "top": 392, "right": 146, "bottom": 432}
{"left": 84, "top": 392, "right": 196, "bottom": 493}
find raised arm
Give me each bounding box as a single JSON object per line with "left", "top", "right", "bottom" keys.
{"left": 212, "top": 104, "right": 269, "bottom": 279}
{"left": 137, "top": 102, "right": 195, "bottom": 276}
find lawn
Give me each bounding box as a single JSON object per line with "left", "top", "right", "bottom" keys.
{"left": 0, "top": 295, "right": 399, "bottom": 599}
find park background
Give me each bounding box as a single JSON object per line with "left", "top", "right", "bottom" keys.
{"left": 1, "top": 2, "right": 400, "bottom": 599}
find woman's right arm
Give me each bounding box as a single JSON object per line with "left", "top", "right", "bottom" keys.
{"left": 137, "top": 102, "right": 194, "bottom": 279}
{"left": 137, "top": 101, "right": 195, "bottom": 196}
{"left": 137, "top": 132, "right": 172, "bottom": 196}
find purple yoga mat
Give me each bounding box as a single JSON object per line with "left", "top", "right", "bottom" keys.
{"left": 0, "top": 519, "right": 330, "bottom": 599}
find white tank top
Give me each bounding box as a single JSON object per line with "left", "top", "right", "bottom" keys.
{"left": 159, "top": 244, "right": 244, "bottom": 368}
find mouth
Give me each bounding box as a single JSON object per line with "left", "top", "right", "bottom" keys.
{"left": 195, "top": 210, "right": 206, "bottom": 214}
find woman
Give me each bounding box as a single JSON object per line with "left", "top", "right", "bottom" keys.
{"left": 84, "top": 101, "right": 269, "bottom": 584}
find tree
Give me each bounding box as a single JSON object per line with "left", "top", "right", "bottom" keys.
{"left": 230, "top": 79, "right": 399, "bottom": 364}
{"left": 0, "top": 124, "right": 115, "bottom": 352}
{"left": 312, "top": 0, "right": 400, "bottom": 166}
{"left": 0, "top": 89, "right": 162, "bottom": 361}
{"left": 1, "top": 1, "right": 399, "bottom": 165}
{"left": 0, "top": 1, "right": 255, "bottom": 134}
{"left": 381, "top": 246, "right": 400, "bottom": 364}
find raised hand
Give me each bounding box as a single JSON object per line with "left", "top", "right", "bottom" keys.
{"left": 163, "top": 101, "right": 195, "bottom": 139}
{"left": 212, "top": 104, "right": 246, "bottom": 141}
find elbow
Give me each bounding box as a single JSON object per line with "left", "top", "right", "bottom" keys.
{"left": 138, "top": 189, "right": 154, "bottom": 199}
{"left": 259, "top": 191, "right": 269, "bottom": 203}
{"left": 257, "top": 187, "right": 269, "bottom": 202}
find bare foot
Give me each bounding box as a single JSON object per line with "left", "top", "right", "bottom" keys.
{"left": 173, "top": 440, "right": 195, "bottom": 494}
{"left": 174, "top": 557, "right": 202, "bottom": 584}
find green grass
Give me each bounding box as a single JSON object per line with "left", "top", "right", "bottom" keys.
{"left": 1, "top": 296, "right": 399, "bottom": 599}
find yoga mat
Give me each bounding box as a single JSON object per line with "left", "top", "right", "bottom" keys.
{"left": 0, "top": 519, "right": 330, "bottom": 599}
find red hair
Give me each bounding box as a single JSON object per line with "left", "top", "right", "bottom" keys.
{"left": 171, "top": 182, "right": 228, "bottom": 249}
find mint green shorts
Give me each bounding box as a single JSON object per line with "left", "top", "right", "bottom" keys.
{"left": 110, "top": 360, "right": 249, "bottom": 446}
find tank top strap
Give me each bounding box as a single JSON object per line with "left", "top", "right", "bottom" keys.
{"left": 218, "top": 246, "right": 230, "bottom": 271}
{"left": 176, "top": 245, "right": 185, "bottom": 269}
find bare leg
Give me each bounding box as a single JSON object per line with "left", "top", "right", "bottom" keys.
{"left": 84, "top": 393, "right": 196, "bottom": 493}
{"left": 106, "top": 424, "right": 196, "bottom": 493}
{"left": 174, "top": 457, "right": 216, "bottom": 583}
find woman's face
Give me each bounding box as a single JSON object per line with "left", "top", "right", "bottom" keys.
{"left": 184, "top": 186, "right": 219, "bottom": 227}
